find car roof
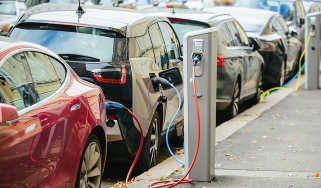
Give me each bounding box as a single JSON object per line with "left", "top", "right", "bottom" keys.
{"left": 18, "top": 3, "right": 169, "bottom": 37}
{"left": 142, "top": 7, "right": 232, "bottom": 25}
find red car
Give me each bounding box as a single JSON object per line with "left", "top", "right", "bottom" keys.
{"left": 0, "top": 38, "right": 107, "bottom": 188}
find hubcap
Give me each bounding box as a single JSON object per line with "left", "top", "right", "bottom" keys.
{"left": 79, "top": 142, "right": 102, "bottom": 188}
{"left": 233, "top": 83, "right": 240, "bottom": 116}
{"left": 280, "top": 63, "right": 285, "bottom": 86}
{"left": 149, "top": 117, "right": 159, "bottom": 167}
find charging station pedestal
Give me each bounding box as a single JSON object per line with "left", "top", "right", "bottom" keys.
{"left": 183, "top": 28, "right": 218, "bottom": 181}
{"left": 305, "top": 12, "right": 321, "bottom": 90}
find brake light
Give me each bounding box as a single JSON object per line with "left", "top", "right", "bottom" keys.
{"left": 168, "top": 17, "right": 188, "bottom": 23}
{"left": 93, "top": 65, "right": 127, "bottom": 84}
{"left": 217, "top": 55, "right": 224, "bottom": 67}
{"left": 166, "top": 4, "right": 172, "bottom": 8}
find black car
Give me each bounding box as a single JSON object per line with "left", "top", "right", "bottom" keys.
{"left": 206, "top": 7, "right": 302, "bottom": 87}
{"left": 10, "top": 4, "right": 184, "bottom": 169}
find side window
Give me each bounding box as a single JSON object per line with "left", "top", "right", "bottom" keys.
{"left": 149, "top": 24, "right": 168, "bottom": 70}
{"left": 278, "top": 16, "right": 289, "bottom": 33}
{"left": 0, "top": 53, "right": 38, "bottom": 110}
{"left": 227, "top": 21, "right": 242, "bottom": 46}
{"left": 234, "top": 21, "right": 250, "bottom": 47}
{"left": 219, "top": 23, "right": 234, "bottom": 47}
{"left": 128, "top": 32, "right": 155, "bottom": 59}
{"left": 49, "top": 57, "right": 66, "bottom": 84}
{"left": 158, "top": 22, "right": 181, "bottom": 61}
{"left": 25, "top": 52, "right": 62, "bottom": 100}
{"left": 272, "top": 17, "right": 285, "bottom": 35}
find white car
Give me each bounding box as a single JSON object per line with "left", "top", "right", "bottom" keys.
{"left": 0, "top": 0, "right": 26, "bottom": 33}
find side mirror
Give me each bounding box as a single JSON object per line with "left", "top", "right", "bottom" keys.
{"left": 299, "top": 18, "right": 305, "bottom": 26}
{"left": 249, "top": 37, "right": 261, "bottom": 51}
{"left": 0, "top": 104, "right": 18, "bottom": 125}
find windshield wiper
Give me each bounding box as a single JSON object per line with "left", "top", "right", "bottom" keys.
{"left": 58, "top": 54, "right": 100, "bottom": 62}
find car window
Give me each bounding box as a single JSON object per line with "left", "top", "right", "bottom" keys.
{"left": 227, "top": 21, "right": 242, "bottom": 46}
{"left": 219, "top": 23, "right": 234, "bottom": 47}
{"left": 0, "top": 53, "right": 38, "bottom": 110}
{"left": 49, "top": 57, "right": 66, "bottom": 84}
{"left": 148, "top": 24, "right": 168, "bottom": 70}
{"left": 272, "top": 17, "right": 285, "bottom": 35}
{"left": 128, "top": 32, "right": 155, "bottom": 59}
{"left": 158, "top": 22, "right": 180, "bottom": 61}
{"left": 25, "top": 52, "right": 62, "bottom": 100}
{"left": 234, "top": 21, "right": 250, "bottom": 47}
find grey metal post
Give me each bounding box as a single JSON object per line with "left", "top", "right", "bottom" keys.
{"left": 183, "top": 28, "right": 218, "bottom": 181}
{"left": 305, "top": 12, "right": 321, "bottom": 90}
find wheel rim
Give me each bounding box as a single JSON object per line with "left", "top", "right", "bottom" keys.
{"left": 149, "top": 117, "right": 159, "bottom": 167}
{"left": 79, "top": 142, "right": 102, "bottom": 188}
{"left": 232, "top": 83, "right": 240, "bottom": 116}
{"left": 280, "top": 63, "right": 285, "bottom": 86}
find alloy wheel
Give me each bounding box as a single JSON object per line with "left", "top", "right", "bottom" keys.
{"left": 232, "top": 82, "right": 240, "bottom": 117}
{"left": 79, "top": 141, "right": 102, "bottom": 188}
{"left": 149, "top": 117, "right": 160, "bottom": 167}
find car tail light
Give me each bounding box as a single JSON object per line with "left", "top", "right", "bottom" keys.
{"left": 166, "top": 4, "right": 172, "bottom": 8}
{"left": 260, "top": 42, "right": 276, "bottom": 52}
{"left": 217, "top": 55, "right": 224, "bottom": 67}
{"left": 93, "top": 65, "right": 127, "bottom": 84}
{"left": 168, "top": 17, "right": 189, "bottom": 23}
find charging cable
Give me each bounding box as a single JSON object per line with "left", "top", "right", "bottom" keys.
{"left": 105, "top": 101, "right": 144, "bottom": 188}
{"left": 151, "top": 77, "right": 184, "bottom": 166}
{"left": 260, "top": 29, "right": 312, "bottom": 102}
{"left": 150, "top": 56, "right": 202, "bottom": 188}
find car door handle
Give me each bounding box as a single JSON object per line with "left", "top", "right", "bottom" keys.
{"left": 70, "top": 103, "right": 81, "bottom": 111}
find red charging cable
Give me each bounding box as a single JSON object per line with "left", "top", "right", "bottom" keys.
{"left": 149, "top": 66, "right": 201, "bottom": 188}
{"left": 125, "top": 109, "right": 144, "bottom": 188}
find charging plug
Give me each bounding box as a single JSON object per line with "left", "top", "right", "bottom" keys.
{"left": 192, "top": 53, "right": 203, "bottom": 65}
{"left": 105, "top": 102, "right": 123, "bottom": 110}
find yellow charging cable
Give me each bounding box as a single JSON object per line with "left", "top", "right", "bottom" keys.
{"left": 260, "top": 30, "right": 313, "bottom": 102}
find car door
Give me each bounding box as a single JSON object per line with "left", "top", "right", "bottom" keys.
{"left": 226, "top": 21, "right": 250, "bottom": 98}
{"left": 157, "top": 21, "right": 183, "bottom": 131}
{"left": 0, "top": 52, "right": 43, "bottom": 187}
{"left": 234, "top": 20, "right": 260, "bottom": 95}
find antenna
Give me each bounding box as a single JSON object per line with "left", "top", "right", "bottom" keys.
{"left": 76, "top": 0, "right": 85, "bottom": 17}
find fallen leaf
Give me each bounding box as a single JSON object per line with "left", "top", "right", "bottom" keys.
{"left": 224, "top": 153, "right": 232, "bottom": 157}
{"left": 159, "top": 177, "right": 169, "bottom": 181}
{"left": 227, "top": 158, "right": 234, "bottom": 161}
{"left": 315, "top": 172, "right": 320, "bottom": 178}
{"left": 146, "top": 172, "right": 152, "bottom": 176}
{"left": 252, "top": 140, "right": 257, "bottom": 144}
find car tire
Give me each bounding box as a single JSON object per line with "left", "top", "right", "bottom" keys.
{"left": 253, "top": 70, "right": 263, "bottom": 104}
{"left": 227, "top": 80, "right": 240, "bottom": 118}
{"left": 137, "top": 111, "right": 161, "bottom": 171}
{"left": 75, "top": 134, "right": 102, "bottom": 188}
{"left": 279, "top": 61, "right": 285, "bottom": 87}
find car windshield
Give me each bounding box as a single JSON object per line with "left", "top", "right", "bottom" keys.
{"left": 170, "top": 21, "right": 208, "bottom": 42}
{"left": 0, "top": 1, "right": 16, "bottom": 15}
{"left": 10, "top": 23, "right": 127, "bottom": 62}
{"left": 234, "top": 0, "right": 281, "bottom": 12}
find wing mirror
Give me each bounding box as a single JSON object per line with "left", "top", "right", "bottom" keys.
{"left": 0, "top": 104, "right": 18, "bottom": 126}
{"left": 249, "top": 37, "right": 261, "bottom": 51}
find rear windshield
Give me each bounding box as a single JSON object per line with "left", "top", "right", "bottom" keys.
{"left": 10, "top": 23, "right": 127, "bottom": 62}
{"left": 170, "top": 20, "right": 209, "bottom": 42}
{"left": 0, "top": 1, "right": 16, "bottom": 15}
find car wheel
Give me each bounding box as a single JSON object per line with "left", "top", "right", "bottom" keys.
{"left": 253, "top": 70, "right": 263, "bottom": 104}
{"left": 279, "top": 61, "right": 285, "bottom": 87}
{"left": 227, "top": 81, "right": 240, "bottom": 118}
{"left": 76, "top": 135, "right": 102, "bottom": 188}
{"left": 138, "top": 111, "right": 161, "bottom": 170}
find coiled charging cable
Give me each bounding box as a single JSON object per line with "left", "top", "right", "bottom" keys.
{"left": 105, "top": 102, "right": 144, "bottom": 188}
{"left": 150, "top": 58, "right": 201, "bottom": 188}
{"left": 151, "top": 77, "right": 184, "bottom": 166}
{"left": 260, "top": 29, "right": 312, "bottom": 102}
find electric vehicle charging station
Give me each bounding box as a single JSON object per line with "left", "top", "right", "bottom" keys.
{"left": 184, "top": 27, "right": 218, "bottom": 182}
{"left": 305, "top": 12, "right": 321, "bottom": 90}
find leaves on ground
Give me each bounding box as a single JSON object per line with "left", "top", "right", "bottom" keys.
{"left": 315, "top": 172, "right": 320, "bottom": 178}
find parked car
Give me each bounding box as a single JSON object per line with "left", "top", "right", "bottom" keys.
{"left": 10, "top": 4, "right": 184, "bottom": 169}
{"left": 0, "top": 0, "right": 27, "bottom": 34}
{"left": 233, "top": 0, "right": 306, "bottom": 43}
{"left": 145, "top": 8, "right": 264, "bottom": 117}
{"left": 303, "top": 0, "right": 320, "bottom": 13}
{"left": 206, "top": 7, "right": 302, "bottom": 86}
{"left": 0, "top": 37, "right": 107, "bottom": 187}
{"left": 85, "top": 0, "right": 136, "bottom": 9}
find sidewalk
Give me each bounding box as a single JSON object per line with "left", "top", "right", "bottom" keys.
{"left": 176, "top": 88, "right": 321, "bottom": 187}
